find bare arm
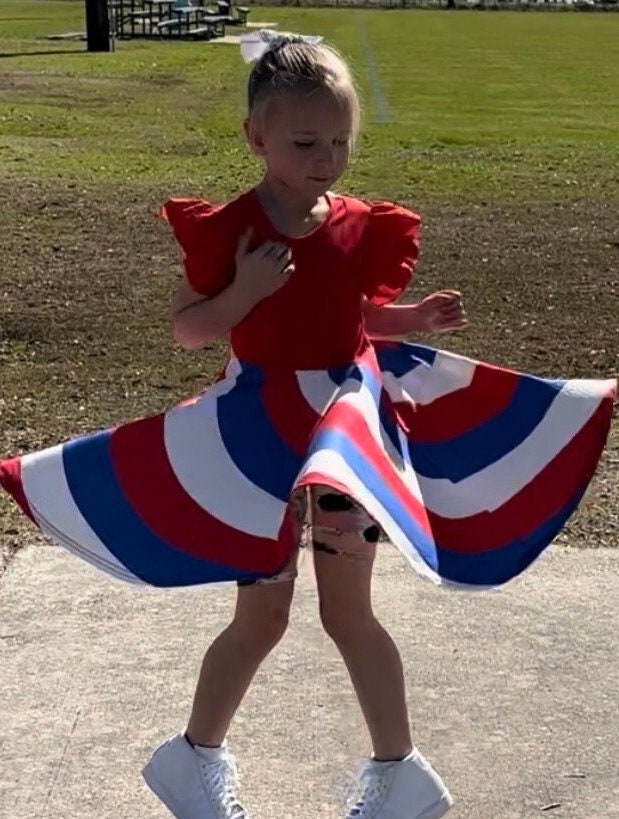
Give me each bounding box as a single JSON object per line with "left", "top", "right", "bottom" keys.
{"left": 363, "top": 291, "right": 466, "bottom": 339}
{"left": 362, "top": 300, "right": 426, "bottom": 339}
{"left": 171, "top": 279, "right": 256, "bottom": 350}
{"left": 172, "top": 229, "right": 295, "bottom": 350}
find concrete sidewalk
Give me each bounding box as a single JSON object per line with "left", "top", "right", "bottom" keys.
{"left": 1, "top": 543, "right": 618, "bottom": 819}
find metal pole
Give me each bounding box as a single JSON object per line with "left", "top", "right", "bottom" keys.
{"left": 85, "top": 0, "right": 111, "bottom": 52}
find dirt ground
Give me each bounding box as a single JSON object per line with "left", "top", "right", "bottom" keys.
{"left": 0, "top": 181, "right": 617, "bottom": 571}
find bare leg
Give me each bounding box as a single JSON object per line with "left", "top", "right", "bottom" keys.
{"left": 314, "top": 546, "right": 413, "bottom": 761}
{"left": 186, "top": 577, "right": 296, "bottom": 747}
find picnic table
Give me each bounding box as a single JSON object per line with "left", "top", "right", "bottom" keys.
{"left": 213, "top": 0, "right": 249, "bottom": 23}
{"left": 143, "top": 0, "right": 177, "bottom": 19}
{"left": 156, "top": 8, "right": 227, "bottom": 37}
{"left": 110, "top": 0, "right": 240, "bottom": 38}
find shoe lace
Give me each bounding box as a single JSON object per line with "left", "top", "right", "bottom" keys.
{"left": 345, "top": 762, "right": 391, "bottom": 819}
{"left": 199, "top": 753, "right": 246, "bottom": 819}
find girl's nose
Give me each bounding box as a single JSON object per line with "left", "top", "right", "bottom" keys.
{"left": 315, "top": 146, "right": 337, "bottom": 171}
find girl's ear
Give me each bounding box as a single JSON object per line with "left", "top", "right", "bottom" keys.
{"left": 244, "top": 116, "right": 267, "bottom": 157}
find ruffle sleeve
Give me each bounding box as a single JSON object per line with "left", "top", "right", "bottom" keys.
{"left": 161, "top": 198, "right": 236, "bottom": 297}
{"left": 361, "top": 202, "right": 421, "bottom": 306}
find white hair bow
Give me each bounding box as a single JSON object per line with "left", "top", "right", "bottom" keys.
{"left": 239, "top": 29, "right": 323, "bottom": 64}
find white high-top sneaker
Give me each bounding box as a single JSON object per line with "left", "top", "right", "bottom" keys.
{"left": 142, "top": 733, "right": 249, "bottom": 819}
{"left": 345, "top": 748, "right": 452, "bottom": 819}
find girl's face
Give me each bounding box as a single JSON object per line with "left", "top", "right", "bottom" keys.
{"left": 246, "top": 88, "right": 354, "bottom": 201}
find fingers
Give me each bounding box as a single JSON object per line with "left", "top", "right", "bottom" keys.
{"left": 235, "top": 230, "right": 294, "bottom": 301}
{"left": 267, "top": 243, "right": 292, "bottom": 262}
{"left": 425, "top": 292, "right": 464, "bottom": 320}
{"left": 435, "top": 314, "right": 468, "bottom": 333}
{"left": 433, "top": 292, "right": 467, "bottom": 332}
{"left": 235, "top": 231, "right": 289, "bottom": 282}
{"left": 236, "top": 232, "right": 291, "bottom": 265}
{"left": 434, "top": 291, "right": 463, "bottom": 308}
{"left": 436, "top": 291, "right": 465, "bottom": 315}
{"left": 441, "top": 303, "right": 466, "bottom": 319}
{"left": 255, "top": 240, "right": 291, "bottom": 261}
{"left": 259, "top": 241, "right": 292, "bottom": 273}
{"left": 258, "top": 243, "right": 291, "bottom": 273}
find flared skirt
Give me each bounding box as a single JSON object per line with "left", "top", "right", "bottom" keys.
{"left": 0, "top": 342, "right": 615, "bottom": 589}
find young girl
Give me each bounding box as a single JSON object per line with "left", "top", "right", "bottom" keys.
{"left": 0, "top": 30, "right": 615, "bottom": 819}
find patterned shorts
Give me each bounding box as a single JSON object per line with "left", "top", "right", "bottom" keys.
{"left": 237, "top": 486, "right": 381, "bottom": 587}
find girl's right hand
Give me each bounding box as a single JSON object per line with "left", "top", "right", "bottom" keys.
{"left": 234, "top": 228, "right": 294, "bottom": 304}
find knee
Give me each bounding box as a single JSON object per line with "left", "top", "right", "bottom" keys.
{"left": 319, "top": 601, "right": 375, "bottom": 646}
{"left": 234, "top": 604, "right": 290, "bottom": 652}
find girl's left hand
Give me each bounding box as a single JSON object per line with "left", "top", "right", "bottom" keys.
{"left": 416, "top": 290, "right": 468, "bottom": 334}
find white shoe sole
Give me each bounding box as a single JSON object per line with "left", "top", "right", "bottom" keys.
{"left": 142, "top": 759, "right": 191, "bottom": 819}
{"left": 142, "top": 759, "right": 250, "bottom": 819}
{"left": 144, "top": 755, "right": 448, "bottom": 819}
{"left": 416, "top": 792, "right": 453, "bottom": 819}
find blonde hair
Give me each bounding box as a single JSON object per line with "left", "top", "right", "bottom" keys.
{"left": 247, "top": 37, "right": 361, "bottom": 143}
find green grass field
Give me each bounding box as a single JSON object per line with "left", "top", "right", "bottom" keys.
{"left": 1, "top": 2, "right": 618, "bottom": 201}
{"left": 0, "top": 2, "right": 617, "bottom": 567}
